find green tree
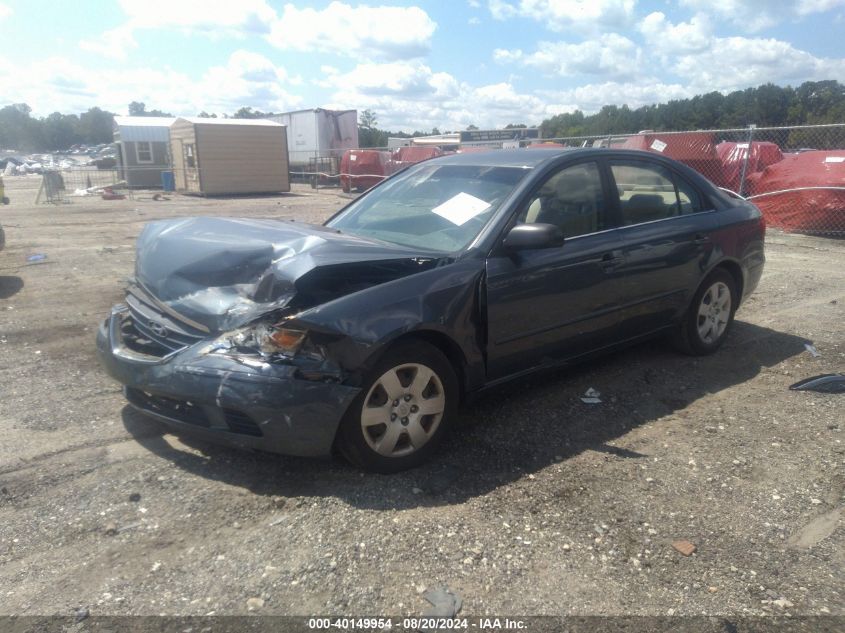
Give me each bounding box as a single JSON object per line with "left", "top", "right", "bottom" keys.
{"left": 78, "top": 107, "right": 116, "bottom": 144}
{"left": 359, "top": 109, "right": 378, "bottom": 129}
{"left": 128, "top": 101, "right": 173, "bottom": 117}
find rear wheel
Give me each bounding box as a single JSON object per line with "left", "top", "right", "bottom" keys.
{"left": 337, "top": 341, "right": 458, "bottom": 473}
{"left": 672, "top": 269, "right": 738, "bottom": 355}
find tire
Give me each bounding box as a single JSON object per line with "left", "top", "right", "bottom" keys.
{"left": 672, "top": 269, "right": 738, "bottom": 355}
{"left": 336, "top": 341, "right": 459, "bottom": 473}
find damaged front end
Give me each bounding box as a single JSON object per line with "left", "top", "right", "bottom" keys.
{"left": 97, "top": 216, "right": 452, "bottom": 456}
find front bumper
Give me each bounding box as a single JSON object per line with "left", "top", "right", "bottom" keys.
{"left": 97, "top": 306, "right": 360, "bottom": 457}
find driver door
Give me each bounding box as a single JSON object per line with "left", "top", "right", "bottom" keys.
{"left": 484, "top": 160, "right": 624, "bottom": 380}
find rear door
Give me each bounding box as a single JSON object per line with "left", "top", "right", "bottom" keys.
{"left": 606, "top": 157, "right": 717, "bottom": 334}
{"left": 485, "top": 160, "right": 625, "bottom": 380}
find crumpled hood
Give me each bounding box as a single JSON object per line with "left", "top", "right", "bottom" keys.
{"left": 134, "top": 217, "right": 438, "bottom": 333}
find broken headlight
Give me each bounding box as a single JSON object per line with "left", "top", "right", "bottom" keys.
{"left": 215, "top": 322, "right": 308, "bottom": 358}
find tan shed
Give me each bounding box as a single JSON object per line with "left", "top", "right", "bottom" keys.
{"left": 169, "top": 118, "right": 290, "bottom": 195}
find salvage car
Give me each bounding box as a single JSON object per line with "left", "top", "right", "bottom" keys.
{"left": 98, "top": 148, "right": 765, "bottom": 472}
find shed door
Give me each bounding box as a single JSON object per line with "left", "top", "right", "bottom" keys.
{"left": 183, "top": 142, "right": 200, "bottom": 192}
{"left": 173, "top": 140, "right": 187, "bottom": 191}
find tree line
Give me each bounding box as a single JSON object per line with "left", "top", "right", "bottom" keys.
{"left": 1, "top": 81, "right": 844, "bottom": 153}
{"left": 539, "top": 80, "right": 845, "bottom": 139}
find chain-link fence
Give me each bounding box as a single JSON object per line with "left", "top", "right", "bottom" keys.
{"left": 9, "top": 123, "right": 843, "bottom": 235}
{"left": 29, "top": 167, "right": 123, "bottom": 204}
{"left": 329, "top": 123, "right": 845, "bottom": 237}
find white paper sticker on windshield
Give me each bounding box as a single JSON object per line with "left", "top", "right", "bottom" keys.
{"left": 431, "top": 192, "right": 491, "bottom": 226}
{"left": 650, "top": 139, "right": 667, "bottom": 152}
{"left": 824, "top": 156, "right": 845, "bottom": 163}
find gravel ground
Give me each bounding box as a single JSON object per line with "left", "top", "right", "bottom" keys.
{"left": 0, "top": 175, "right": 842, "bottom": 619}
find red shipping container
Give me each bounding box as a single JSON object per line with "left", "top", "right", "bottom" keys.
{"left": 385, "top": 146, "right": 443, "bottom": 176}
{"left": 340, "top": 149, "right": 390, "bottom": 193}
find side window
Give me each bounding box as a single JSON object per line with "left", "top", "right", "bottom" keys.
{"left": 674, "top": 174, "right": 704, "bottom": 214}
{"left": 135, "top": 141, "right": 153, "bottom": 163}
{"left": 519, "top": 161, "right": 606, "bottom": 238}
{"left": 611, "top": 160, "right": 681, "bottom": 225}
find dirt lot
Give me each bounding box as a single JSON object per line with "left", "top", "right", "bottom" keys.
{"left": 0, "top": 175, "right": 842, "bottom": 619}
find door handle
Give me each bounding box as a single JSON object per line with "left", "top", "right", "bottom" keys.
{"left": 600, "top": 251, "right": 624, "bottom": 271}
{"left": 693, "top": 233, "right": 710, "bottom": 245}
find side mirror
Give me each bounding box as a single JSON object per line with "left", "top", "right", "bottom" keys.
{"left": 502, "top": 223, "right": 565, "bottom": 250}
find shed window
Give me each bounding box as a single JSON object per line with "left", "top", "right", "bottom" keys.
{"left": 185, "top": 144, "right": 196, "bottom": 168}
{"left": 135, "top": 141, "right": 153, "bottom": 163}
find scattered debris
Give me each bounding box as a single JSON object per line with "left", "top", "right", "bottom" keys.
{"left": 671, "top": 539, "right": 697, "bottom": 556}
{"left": 246, "top": 597, "right": 265, "bottom": 610}
{"left": 789, "top": 374, "right": 845, "bottom": 393}
{"left": 581, "top": 387, "right": 602, "bottom": 404}
{"left": 422, "top": 585, "right": 462, "bottom": 618}
{"left": 803, "top": 343, "right": 821, "bottom": 357}
{"left": 103, "top": 523, "right": 118, "bottom": 536}
{"left": 26, "top": 254, "right": 47, "bottom": 263}
{"left": 151, "top": 193, "right": 170, "bottom": 201}
{"left": 74, "top": 607, "right": 90, "bottom": 623}
{"left": 128, "top": 492, "right": 141, "bottom": 503}
{"left": 101, "top": 187, "right": 126, "bottom": 201}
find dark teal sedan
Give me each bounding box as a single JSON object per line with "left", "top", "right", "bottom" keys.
{"left": 98, "top": 148, "right": 765, "bottom": 472}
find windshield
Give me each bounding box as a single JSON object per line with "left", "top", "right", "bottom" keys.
{"left": 327, "top": 163, "right": 530, "bottom": 252}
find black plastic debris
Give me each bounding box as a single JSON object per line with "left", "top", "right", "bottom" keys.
{"left": 422, "top": 585, "right": 463, "bottom": 618}
{"left": 789, "top": 374, "right": 845, "bottom": 394}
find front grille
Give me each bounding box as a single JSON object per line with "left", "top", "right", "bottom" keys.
{"left": 126, "top": 388, "right": 210, "bottom": 428}
{"left": 121, "top": 283, "right": 207, "bottom": 357}
{"left": 127, "top": 388, "right": 264, "bottom": 438}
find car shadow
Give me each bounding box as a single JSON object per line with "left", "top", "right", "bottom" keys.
{"left": 0, "top": 275, "right": 23, "bottom": 299}
{"left": 122, "top": 321, "right": 808, "bottom": 510}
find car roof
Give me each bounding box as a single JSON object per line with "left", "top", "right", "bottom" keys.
{"left": 432, "top": 147, "right": 582, "bottom": 168}
{"left": 429, "top": 147, "right": 680, "bottom": 169}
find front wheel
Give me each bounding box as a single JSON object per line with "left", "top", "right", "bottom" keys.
{"left": 672, "top": 269, "right": 738, "bottom": 355}
{"left": 336, "top": 341, "right": 458, "bottom": 473}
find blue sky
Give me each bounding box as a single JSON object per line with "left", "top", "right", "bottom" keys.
{"left": 1, "top": 1, "right": 844, "bottom": 131}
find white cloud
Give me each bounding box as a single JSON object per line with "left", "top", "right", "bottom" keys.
{"left": 2, "top": 51, "right": 302, "bottom": 117}
{"left": 540, "top": 81, "right": 695, "bottom": 113}
{"left": 680, "top": 0, "right": 845, "bottom": 32}
{"left": 638, "top": 12, "right": 711, "bottom": 55}
{"left": 675, "top": 36, "right": 845, "bottom": 92}
{"left": 639, "top": 12, "right": 845, "bottom": 92}
{"left": 321, "top": 61, "right": 564, "bottom": 131}
{"left": 79, "top": 0, "right": 276, "bottom": 59}
{"left": 494, "top": 34, "right": 642, "bottom": 79}
{"left": 0, "top": 3, "right": 12, "bottom": 20}
{"left": 80, "top": 1, "right": 435, "bottom": 63}
{"left": 79, "top": 25, "right": 137, "bottom": 61}
{"left": 117, "top": 0, "right": 275, "bottom": 34}
{"left": 322, "top": 62, "right": 459, "bottom": 99}
{"left": 267, "top": 2, "right": 437, "bottom": 60}
{"left": 488, "top": 0, "right": 636, "bottom": 30}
